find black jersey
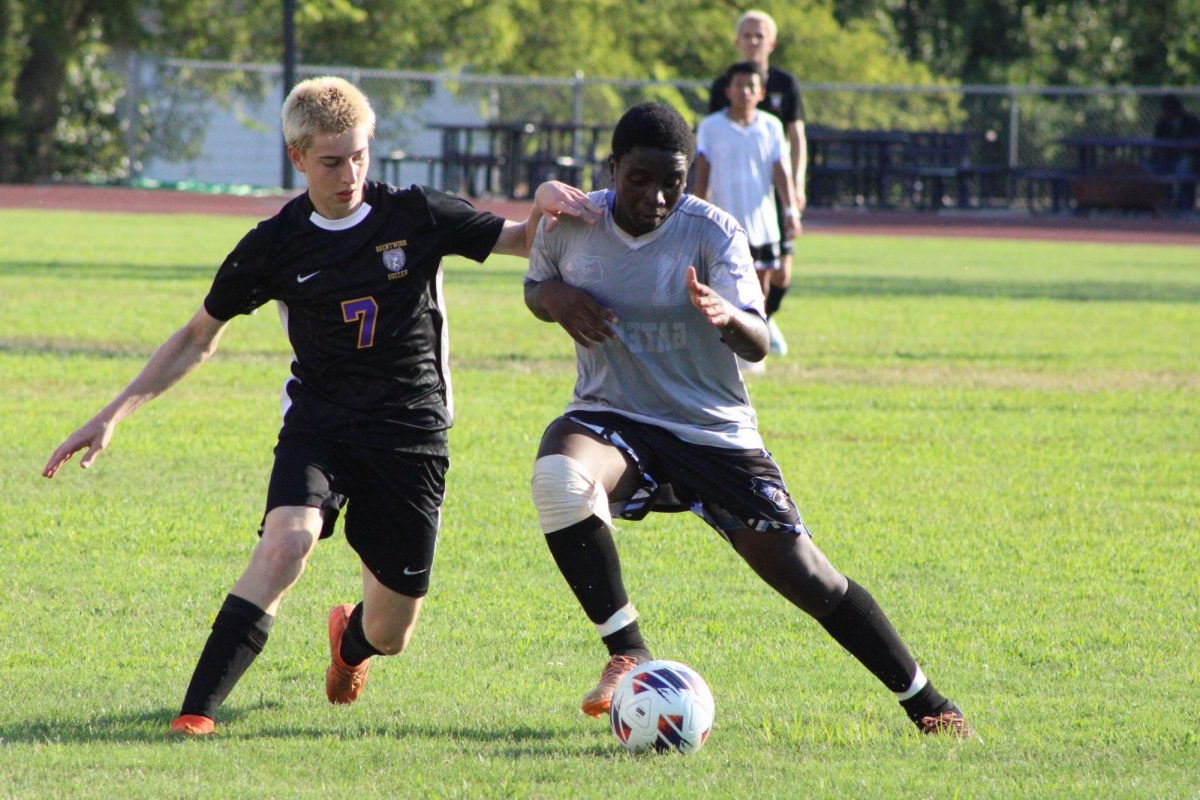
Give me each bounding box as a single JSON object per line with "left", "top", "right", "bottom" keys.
{"left": 204, "top": 181, "right": 505, "bottom": 453}
{"left": 708, "top": 65, "right": 805, "bottom": 125}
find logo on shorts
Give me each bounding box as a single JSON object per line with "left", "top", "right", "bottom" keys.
{"left": 751, "top": 477, "right": 792, "bottom": 512}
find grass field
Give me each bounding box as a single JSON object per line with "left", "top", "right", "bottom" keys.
{"left": 1, "top": 209, "right": 1197, "bottom": 799}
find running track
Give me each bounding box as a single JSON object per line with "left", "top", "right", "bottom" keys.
{"left": 3, "top": 184, "right": 1199, "bottom": 246}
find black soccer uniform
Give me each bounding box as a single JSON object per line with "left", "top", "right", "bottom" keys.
{"left": 203, "top": 181, "right": 505, "bottom": 594}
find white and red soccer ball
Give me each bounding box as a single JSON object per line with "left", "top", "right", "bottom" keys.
{"left": 609, "top": 660, "right": 715, "bottom": 754}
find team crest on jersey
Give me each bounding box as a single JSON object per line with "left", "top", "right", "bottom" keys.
{"left": 376, "top": 239, "right": 409, "bottom": 280}
{"left": 768, "top": 92, "right": 783, "bottom": 111}
{"left": 751, "top": 477, "right": 791, "bottom": 512}
{"left": 382, "top": 248, "right": 406, "bottom": 272}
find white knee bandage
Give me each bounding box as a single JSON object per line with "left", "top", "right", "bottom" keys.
{"left": 531, "top": 454, "right": 612, "bottom": 532}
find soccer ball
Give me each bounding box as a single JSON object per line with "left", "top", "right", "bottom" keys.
{"left": 609, "top": 659, "right": 715, "bottom": 754}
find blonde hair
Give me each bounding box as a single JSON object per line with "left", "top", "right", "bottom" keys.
{"left": 735, "top": 9, "right": 778, "bottom": 41}
{"left": 281, "top": 76, "right": 376, "bottom": 153}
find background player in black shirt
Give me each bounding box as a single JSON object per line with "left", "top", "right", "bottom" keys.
{"left": 709, "top": 9, "right": 807, "bottom": 358}
{"left": 43, "top": 76, "right": 601, "bottom": 736}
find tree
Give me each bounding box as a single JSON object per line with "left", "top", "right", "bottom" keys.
{"left": 829, "top": 0, "right": 1200, "bottom": 87}
{"left": 0, "top": 1, "right": 138, "bottom": 182}
{"left": 0, "top": 0, "right": 953, "bottom": 184}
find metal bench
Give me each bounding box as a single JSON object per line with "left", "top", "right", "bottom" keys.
{"left": 882, "top": 132, "right": 973, "bottom": 209}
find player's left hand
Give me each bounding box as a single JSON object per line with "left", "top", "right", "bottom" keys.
{"left": 534, "top": 181, "right": 603, "bottom": 231}
{"left": 782, "top": 215, "right": 798, "bottom": 241}
{"left": 794, "top": 187, "right": 807, "bottom": 239}
{"left": 685, "top": 266, "right": 734, "bottom": 329}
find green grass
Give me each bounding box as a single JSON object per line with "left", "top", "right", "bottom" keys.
{"left": 1, "top": 209, "right": 1198, "bottom": 798}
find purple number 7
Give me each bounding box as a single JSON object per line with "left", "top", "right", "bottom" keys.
{"left": 340, "top": 297, "right": 378, "bottom": 348}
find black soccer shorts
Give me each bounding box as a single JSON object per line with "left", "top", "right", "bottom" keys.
{"left": 564, "top": 411, "right": 810, "bottom": 542}
{"left": 749, "top": 241, "right": 783, "bottom": 271}
{"left": 263, "top": 432, "right": 448, "bottom": 597}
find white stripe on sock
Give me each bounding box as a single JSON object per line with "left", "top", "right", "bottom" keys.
{"left": 895, "top": 666, "right": 927, "bottom": 701}
{"left": 594, "top": 603, "right": 638, "bottom": 637}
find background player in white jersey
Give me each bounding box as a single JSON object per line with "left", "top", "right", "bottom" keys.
{"left": 43, "top": 76, "right": 600, "bottom": 737}
{"left": 694, "top": 60, "right": 798, "bottom": 372}
{"left": 522, "top": 102, "right": 972, "bottom": 738}
{"left": 709, "top": 9, "right": 807, "bottom": 356}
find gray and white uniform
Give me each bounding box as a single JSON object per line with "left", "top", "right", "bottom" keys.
{"left": 526, "top": 190, "right": 766, "bottom": 451}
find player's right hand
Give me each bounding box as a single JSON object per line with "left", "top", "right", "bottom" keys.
{"left": 536, "top": 279, "right": 618, "bottom": 348}
{"left": 42, "top": 417, "right": 115, "bottom": 478}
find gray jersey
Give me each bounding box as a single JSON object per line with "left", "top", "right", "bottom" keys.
{"left": 526, "top": 190, "right": 766, "bottom": 449}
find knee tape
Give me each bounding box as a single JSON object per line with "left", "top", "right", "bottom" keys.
{"left": 531, "top": 454, "right": 612, "bottom": 532}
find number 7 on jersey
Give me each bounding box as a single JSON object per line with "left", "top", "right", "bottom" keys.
{"left": 341, "top": 297, "right": 379, "bottom": 348}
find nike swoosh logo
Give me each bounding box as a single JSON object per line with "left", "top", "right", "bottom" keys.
{"left": 403, "top": 566, "right": 428, "bottom": 576}
{"left": 296, "top": 271, "right": 321, "bottom": 283}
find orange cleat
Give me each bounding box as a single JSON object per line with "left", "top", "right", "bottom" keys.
{"left": 168, "top": 714, "right": 215, "bottom": 737}
{"left": 325, "top": 603, "right": 371, "bottom": 705}
{"left": 917, "top": 705, "right": 976, "bottom": 740}
{"left": 580, "top": 654, "right": 643, "bottom": 718}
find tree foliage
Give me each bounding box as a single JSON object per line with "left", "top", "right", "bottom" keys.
{"left": 830, "top": 0, "right": 1200, "bottom": 86}
{"left": 1, "top": 0, "right": 1196, "bottom": 182}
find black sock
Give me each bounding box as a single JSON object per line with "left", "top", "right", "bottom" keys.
{"left": 545, "top": 515, "right": 631, "bottom": 625}
{"left": 179, "top": 594, "right": 274, "bottom": 720}
{"left": 817, "top": 578, "right": 949, "bottom": 719}
{"left": 899, "top": 682, "right": 956, "bottom": 723}
{"left": 339, "top": 602, "right": 383, "bottom": 666}
{"left": 545, "top": 515, "right": 651, "bottom": 658}
{"left": 766, "top": 284, "right": 788, "bottom": 317}
{"left": 601, "top": 621, "right": 651, "bottom": 661}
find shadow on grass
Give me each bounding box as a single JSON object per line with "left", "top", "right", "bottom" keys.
{"left": 0, "top": 260, "right": 215, "bottom": 282}
{"left": 252, "top": 721, "right": 616, "bottom": 758}
{"left": 0, "top": 708, "right": 615, "bottom": 757}
{"left": 0, "top": 338, "right": 289, "bottom": 363}
{"left": 0, "top": 703, "right": 281, "bottom": 745}
{"left": 797, "top": 274, "right": 1200, "bottom": 303}
{"left": 0, "top": 338, "right": 151, "bottom": 361}
{"left": 447, "top": 265, "right": 1200, "bottom": 304}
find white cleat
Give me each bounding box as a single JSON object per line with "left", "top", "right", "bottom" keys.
{"left": 766, "top": 317, "right": 788, "bottom": 356}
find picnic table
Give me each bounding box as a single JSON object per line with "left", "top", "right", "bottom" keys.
{"left": 805, "top": 127, "right": 908, "bottom": 207}
{"left": 806, "top": 128, "right": 1007, "bottom": 210}
{"left": 1058, "top": 135, "right": 1200, "bottom": 211}
{"left": 380, "top": 120, "right": 612, "bottom": 199}
{"left": 1059, "top": 135, "right": 1200, "bottom": 174}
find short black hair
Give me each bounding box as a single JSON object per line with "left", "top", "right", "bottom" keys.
{"left": 611, "top": 102, "right": 695, "bottom": 162}
{"left": 724, "top": 60, "right": 767, "bottom": 86}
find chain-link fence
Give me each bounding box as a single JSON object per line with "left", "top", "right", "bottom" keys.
{"left": 126, "top": 56, "right": 1199, "bottom": 211}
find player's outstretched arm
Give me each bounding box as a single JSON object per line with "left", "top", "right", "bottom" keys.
{"left": 42, "top": 306, "right": 230, "bottom": 478}
{"left": 493, "top": 181, "right": 603, "bottom": 257}
{"left": 523, "top": 278, "right": 618, "bottom": 349}
{"left": 685, "top": 266, "right": 769, "bottom": 361}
